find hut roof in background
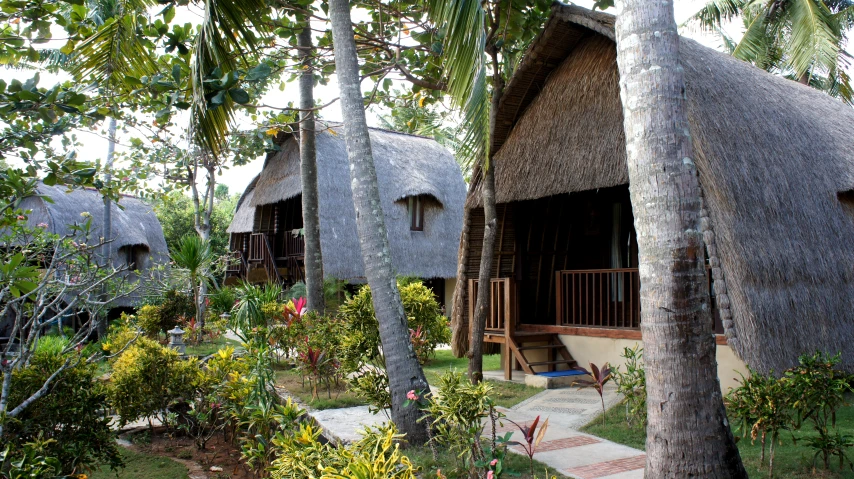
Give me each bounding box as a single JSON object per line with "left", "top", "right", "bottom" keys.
{"left": 17, "top": 183, "right": 168, "bottom": 307}
{"left": 469, "top": 3, "right": 854, "bottom": 373}
{"left": 229, "top": 124, "right": 466, "bottom": 280}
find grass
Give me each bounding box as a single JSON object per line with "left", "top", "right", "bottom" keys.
{"left": 275, "top": 365, "right": 368, "bottom": 410}
{"left": 89, "top": 447, "right": 189, "bottom": 479}
{"left": 582, "top": 402, "right": 854, "bottom": 478}
{"left": 274, "top": 350, "right": 542, "bottom": 410}
{"left": 423, "top": 350, "right": 543, "bottom": 409}
{"left": 184, "top": 334, "right": 240, "bottom": 357}
{"left": 406, "top": 443, "right": 567, "bottom": 479}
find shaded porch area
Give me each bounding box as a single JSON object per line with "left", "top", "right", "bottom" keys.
{"left": 465, "top": 185, "right": 722, "bottom": 380}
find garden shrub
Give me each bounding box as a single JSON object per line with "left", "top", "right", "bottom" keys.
{"left": 612, "top": 345, "right": 646, "bottom": 429}
{"left": 207, "top": 285, "right": 237, "bottom": 317}
{"left": 726, "top": 367, "right": 791, "bottom": 471}
{"left": 422, "top": 370, "right": 495, "bottom": 477}
{"left": 108, "top": 337, "right": 202, "bottom": 427}
{"left": 781, "top": 352, "right": 854, "bottom": 471}
{"left": 2, "top": 337, "right": 123, "bottom": 475}
{"left": 269, "top": 422, "right": 415, "bottom": 479}
{"left": 725, "top": 351, "right": 854, "bottom": 474}
{"left": 339, "top": 279, "right": 450, "bottom": 368}
{"left": 158, "top": 289, "right": 196, "bottom": 331}
{"left": 136, "top": 304, "right": 163, "bottom": 338}
{"left": 101, "top": 315, "right": 141, "bottom": 357}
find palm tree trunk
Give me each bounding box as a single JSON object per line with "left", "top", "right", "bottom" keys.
{"left": 450, "top": 206, "right": 472, "bottom": 356}
{"left": 613, "top": 0, "right": 746, "bottom": 476}
{"left": 298, "top": 24, "right": 325, "bottom": 314}
{"left": 328, "top": 0, "right": 429, "bottom": 445}
{"left": 469, "top": 54, "right": 504, "bottom": 384}
{"left": 99, "top": 116, "right": 118, "bottom": 338}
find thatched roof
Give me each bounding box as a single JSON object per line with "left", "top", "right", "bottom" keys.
{"left": 468, "top": 4, "right": 854, "bottom": 373}
{"left": 18, "top": 183, "right": 168, "bottom": 307}
{"left": 228, "top": 124, "right": 466, "bottom": 280}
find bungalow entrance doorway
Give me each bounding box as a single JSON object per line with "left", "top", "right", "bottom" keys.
{"left": 468, "top": 185, "right": 723, "bottom": 379}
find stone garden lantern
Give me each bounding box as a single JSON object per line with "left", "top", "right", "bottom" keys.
{"left": 168, "top": 326, "right": 186, "bottom": 355}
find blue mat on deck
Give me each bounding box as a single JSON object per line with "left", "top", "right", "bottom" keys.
{"left": 535, "top": 370, "right": 586, "bottom": 377}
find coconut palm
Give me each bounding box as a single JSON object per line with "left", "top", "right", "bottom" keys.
{"left": 688, "top": 0, "right": 854, "bottom": 103}
{"left": 614, "top": 0, "right": 747, "bottom": 475}
{"left": 327, "top": 0, "right": 431, "bottom": 445}
{"left": 171, "top": 234, "right": 217, "bottom": 331}
{"left": 426, "top": 0, "right": 550, "bottom": 382}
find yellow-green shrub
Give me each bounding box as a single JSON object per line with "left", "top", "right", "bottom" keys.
{"left": 136, "top": 304, "right": 163, "bottom": 338}
{"left": 339, "top": 280, "right": 450, "bottom": 367}
{"left": 108, "top": 338, "right": 202, "bottom": 426}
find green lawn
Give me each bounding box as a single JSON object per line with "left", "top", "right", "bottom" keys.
{"left": 582, "top": 402, "right": 854, "bottom": 478}
{"left": 275, "top": 365, "right": 368, "bottom": 410}
{"left": 184, "top": 334, "right": 240, "bottom": 357}
{"left": 423, "top": 350, "right": 543, "bottom": 409}
{"left": 274, "top": 350, "right": 542, "bottom": 410}
{"left": 89, "top": 447, "right": 189, "bottom": 479}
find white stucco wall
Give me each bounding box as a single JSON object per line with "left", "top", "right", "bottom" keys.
{"left": 557, "top": 334, "right": 748, "bottom": 392}
{"left": 444, "top": 277, "right": 457, "bottom": 317}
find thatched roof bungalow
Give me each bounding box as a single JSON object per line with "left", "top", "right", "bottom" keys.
{"left": 17, "top": 183, "right": 168, "bottom": 309}
{"left": 226, "top": 124, "right": 466, "bottom": 306}
{"left": 455, "top": 4, "right": 854, "bottom": 385}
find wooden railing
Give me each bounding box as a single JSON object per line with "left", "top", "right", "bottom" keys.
{"left": 468, "top": 278, "right": 516, "bottom": 335}
{"left": 284, "top": 232, "right": 305, "bottom": 258}
{"left": 249, "top": 233, "right": 266, "bottom": 262}
{"left": 556, "top": 268, "right": 640, "bottom": 329}
{"left": 225, "top": 250, "right": 247, "bottom": 278}
{"left": 249, "top": 233, "right": 281, "bottom": 282}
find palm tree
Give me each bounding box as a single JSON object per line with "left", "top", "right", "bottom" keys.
{"left": 327, "top": 0, "right": 431, "bottom": 445}
{"left": 298, "top": 23, "right": 325, "bottom": 315}
{"left": 689, "top": 0, "right": 854, "bottom": 103}
{"left": 614, "top": 0, "right": 747, "bottom": 475}
{"left": 426, "top": 0, "right": 550, "bottom": 382}
{"left": 171, "top": 235, "right": 217, "bottom": 331}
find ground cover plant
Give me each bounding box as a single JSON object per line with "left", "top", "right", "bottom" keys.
{"left": 583, "top": 351, "right": 854, "bottom": 478}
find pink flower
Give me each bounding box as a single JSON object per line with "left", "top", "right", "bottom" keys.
{"left": 487, "top": 471, "right": 494, "bottom": 479}
{"left": 406, "top": 390, "right": 418, "bottom": 401}
{"left": 16, "top": 215, "right": 25, "bottom": 220}
{"left": 490, "top": 459, "right": 498, "bottom": 466}
{"left": 37, "top": 222, "right": 48, "bottom": 228}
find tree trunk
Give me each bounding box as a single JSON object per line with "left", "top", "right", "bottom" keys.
{"left": 613, "top": 1, "right": 747, "bottom": 476}
{"left": 468, "top": 165, "right": 495, "bottom": 384}
{"left": 298, "top": 24, "right": 325, "bottom": 314}
{"left": 328, "top": 0, "right": 429, "bottom": 445}
{"left": 469, "top": 56, "right": 504, "bottom": 384}
{"left": 98, "top": 116, "right": 118, "bottom": 337}
{"left": 450, "top": 206, "right": 472, "bottom": 357}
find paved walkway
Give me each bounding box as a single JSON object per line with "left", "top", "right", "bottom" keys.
{"left": 275, "top": 382, "right": 645, "bottom": 479}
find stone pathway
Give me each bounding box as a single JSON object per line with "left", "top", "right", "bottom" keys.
{"left": 278, "top": 382, "right": 645, "bottom": 479}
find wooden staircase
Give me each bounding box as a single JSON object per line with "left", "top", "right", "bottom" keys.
{"left": 471, "top": 278, "right": 577, "bottom": 380}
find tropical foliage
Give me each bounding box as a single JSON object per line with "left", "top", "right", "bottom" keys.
{"left": 688, "top": 0, "right": 854, "bottom": 103}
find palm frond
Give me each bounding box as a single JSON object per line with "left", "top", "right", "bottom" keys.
{"left": 454, "top": 65, "right": 489, "bottom": 169}
{"left": 425, "top": 0, "right": 486, "bottom": 105}
{"left": 685, "top": 0, "right": 746, "bottom": 29}
{"left": 425, "top": 0, "right": 488, "bottom": 169}
{"left": 190, "top": 0, "right": 270, "bottom": 157}
{"left": 732, "top": 8, "right": 772, "bottom": 63}
{"left": 70, "top": 12, "right": 157, "bottom": 88}
{"left": 785, "top": 0, "right": 840, "bottom": 79}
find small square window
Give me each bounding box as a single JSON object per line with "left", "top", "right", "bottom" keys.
{"left": 408, "top": 196, "right": 424, "bottom": 231}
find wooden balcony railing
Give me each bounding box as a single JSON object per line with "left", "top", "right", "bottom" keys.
{"left": 468, "top": 278, "right": 516, "bottom": 336}
{"left": 556, "top": 268, "right": 640, "bottom": 329}
{"left": 225, "top": 250, "right": 247, "bottom": 278}
{"left": 249, "top": 233, "right": 281, "bottom": 282}
{"left": 284, "top": 232, "right": 305, "bottom": 257}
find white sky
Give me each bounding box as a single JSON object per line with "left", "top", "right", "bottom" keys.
{"left": 1, "top": 0, "right": 738, "bottom": 196}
